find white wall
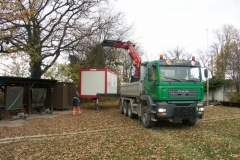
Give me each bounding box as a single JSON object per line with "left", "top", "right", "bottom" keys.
{"left": 203, "top": 86, "right": 229, "bottom": 101}
{"left": 107, "top": 71, "right": 117, "bottom": 93}
{"left": 81, "top": 71, "right": 105, "bottom": 95}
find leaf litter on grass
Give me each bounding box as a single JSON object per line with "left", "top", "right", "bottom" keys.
{"left": 0, "top": 102, "right": 239, "bottom": 160}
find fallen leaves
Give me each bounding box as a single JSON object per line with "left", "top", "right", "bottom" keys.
{"left": 0, "top": 102, "right": 239, "bottom": 159}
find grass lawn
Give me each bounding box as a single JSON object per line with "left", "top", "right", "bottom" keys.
{"left": 0, "top": 100, "right": 239, "bottom": 160}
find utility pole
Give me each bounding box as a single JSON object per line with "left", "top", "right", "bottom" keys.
{"left": 222, "top": 45, "right": 225, "bottom": 101}
{"left": 206, "top": 29, "right": 209, "bottom": 107}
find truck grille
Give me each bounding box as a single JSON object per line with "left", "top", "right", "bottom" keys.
{"left": 168, "top": 89, "right": 197, "bottom": 98}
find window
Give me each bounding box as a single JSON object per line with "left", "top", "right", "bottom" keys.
{"left": 160, "top": 66, "right": 200, "bottom": 82}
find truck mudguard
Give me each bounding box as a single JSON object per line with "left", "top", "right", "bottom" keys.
{"left": 141, "top": 95, "right": 155, "bottom": 111}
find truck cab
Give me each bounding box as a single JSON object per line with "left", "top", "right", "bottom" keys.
{"left": 143, "top": 55, "right": 205, "bottom": 126}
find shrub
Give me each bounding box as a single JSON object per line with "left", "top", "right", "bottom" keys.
{"left": 228, "top": 92, "right": 240, "bottom": 102}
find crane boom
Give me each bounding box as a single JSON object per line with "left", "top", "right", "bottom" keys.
{"left": 102, "top": 40, "right": 141, "bottom": 76}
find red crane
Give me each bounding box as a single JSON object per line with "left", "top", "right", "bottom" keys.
{"left": 102, "top": 40, "right": 141, "bottom": 76}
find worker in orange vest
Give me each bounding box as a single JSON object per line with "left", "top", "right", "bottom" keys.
{"left": 72, "top": 91, "right": 81, "bottom": 115}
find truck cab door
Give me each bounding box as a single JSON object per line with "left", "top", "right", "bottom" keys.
{"left": 145, "top": 66, "right": 159, "bottom": 95}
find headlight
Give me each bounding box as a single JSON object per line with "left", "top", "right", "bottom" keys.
{"left": 158, "top": 108, "right": 166, "bottom": 112}
{"left": 199, "top": 107, "right": 204, "bottom": 111}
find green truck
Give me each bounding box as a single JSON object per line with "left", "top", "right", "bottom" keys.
{"left": 102, "top": 40, "right": 208, "bottom": 128}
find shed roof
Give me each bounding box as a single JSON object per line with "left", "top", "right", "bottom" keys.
{"left": 0, "top": 76, "right": 57, "bottom": 88}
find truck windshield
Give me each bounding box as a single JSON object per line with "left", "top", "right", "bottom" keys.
{"left": 160, "top": 66, "right": 201, "bottom": 82}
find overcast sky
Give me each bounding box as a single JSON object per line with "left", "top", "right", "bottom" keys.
{"left": 114, "top": 0, "right": 240, "bottom": 60}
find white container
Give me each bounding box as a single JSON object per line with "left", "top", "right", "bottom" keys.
{"left": 79, "top": 68, "right": 118, "bottom": 98}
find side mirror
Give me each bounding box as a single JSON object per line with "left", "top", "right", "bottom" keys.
{"left": 204, "top": 69, "right": 208, "bottom": 78}
{"left": 148, "top": 67, "right": 153, "bottom": 81}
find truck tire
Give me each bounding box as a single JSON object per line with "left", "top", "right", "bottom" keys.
{"left": 142, "top": 106, "right": 155, "bottom": 128}
{"left": 123, "top": 101, "right": 128, "bottom": 116}
{"left": 119, "top": 100, "right": 124, "bottom": 114}
{"left": 127, "top": 103, "right": 134, "bottom": 119}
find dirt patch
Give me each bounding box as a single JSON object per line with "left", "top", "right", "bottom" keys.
{"left": 0, "top": 110, "right": 72, "bottom": 127}
{"left": 0, "top": 101, "right": 107, "bottom": 128}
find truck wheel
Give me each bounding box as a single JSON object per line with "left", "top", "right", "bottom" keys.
{"left": 182, "top": 120, "right": 196, "bottom": 126}
{"left": 123, "top": 101, "right": 128, "bottom": 116}
{"left": 127, "top": 103, "right": 134, "bottom": 119}
{"left": 119, "top": 99, "right": 124, "bottom": 114}
{"left": 142, "top": 106, "right": 155, "bottom": 128}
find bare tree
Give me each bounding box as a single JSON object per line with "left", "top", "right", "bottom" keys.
{"left": 0, "top": 0, "right": 106, "bottom": 78}
{"left": 212, "top": 24, "right": 238, "bottom": 79}
{"left": 71, "top": 5, "right": 138, "bottom": 81}
{"left": 205, "top": 24, "right": 240, "bottom": 101}
{"left": 164, "top": 46, "right": 191, "bottom": 60}
{"left": 62, "top": 5, "right": 138, "bottom": 85}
